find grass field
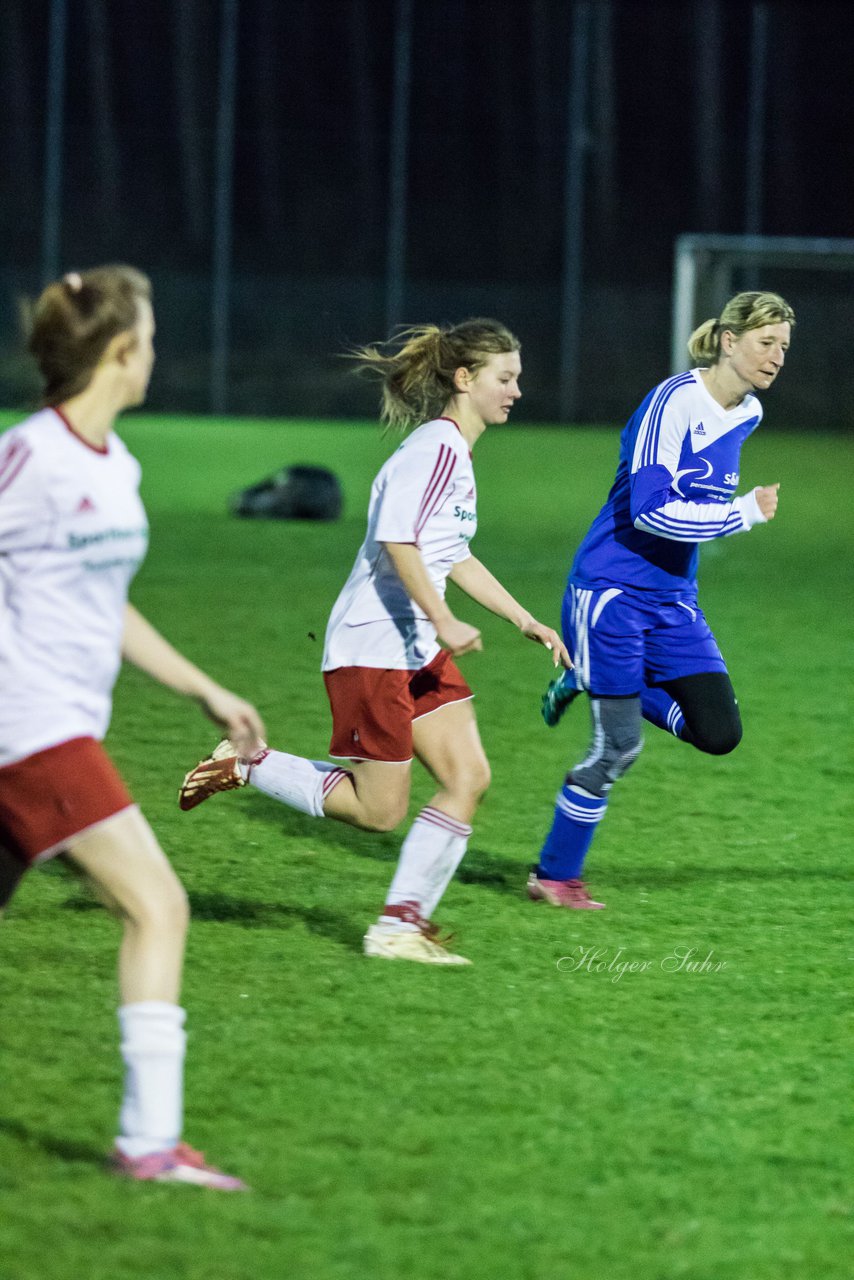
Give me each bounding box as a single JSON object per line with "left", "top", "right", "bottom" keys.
{"left": 1, "top": 412, "right": 851, "bottom": 1280}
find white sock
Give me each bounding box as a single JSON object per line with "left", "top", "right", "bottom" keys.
{"left": 381, "top": 807, "right": 472, "bottom": 925}
{"left": 246, "top": 750, "right": 349, "bottom": 818}
{"left": 115, "top": 1001, "right": 186, "bottom": 1159}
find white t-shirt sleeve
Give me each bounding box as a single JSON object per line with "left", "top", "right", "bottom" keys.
{"left": 0, "top": 431, "right": 50, "bottom": 552}
{"left": 373, "top": 435, "right": 459, "bottom": 545}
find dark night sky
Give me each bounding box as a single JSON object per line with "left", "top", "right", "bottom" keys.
{"left": 0, "top": 0, "right": 852, "bottom": 419}
{"left": 2, "top": 0, "right": 852, "bottom": 276}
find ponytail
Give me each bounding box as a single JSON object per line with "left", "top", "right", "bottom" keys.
{"left": 347, "top": 317, "right": 520, "bottom": 432}
{"left": 25, "top": 264, "right": 151, "bottom": 405}
{"left": 688, "top": 291, "right": 795, "bottom": 366}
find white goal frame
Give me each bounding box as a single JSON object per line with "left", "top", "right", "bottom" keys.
{"left": 670, "top": 233, "right": 854, "bottom": 373}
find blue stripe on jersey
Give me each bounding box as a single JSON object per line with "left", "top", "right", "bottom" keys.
{"left": 640, "top": 372, "right": 695, "bottom": 469}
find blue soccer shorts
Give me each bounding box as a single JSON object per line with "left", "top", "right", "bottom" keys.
{"left": 562, "top": 582, "right": 728, "bottom": 697}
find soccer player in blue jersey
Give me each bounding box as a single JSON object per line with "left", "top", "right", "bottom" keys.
{"left": 530, "top": 291, "right": 795, "bottom": 908}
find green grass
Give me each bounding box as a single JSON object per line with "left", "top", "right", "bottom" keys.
{"left": 1, "top": 413, "right": 852, "bottom": 1280}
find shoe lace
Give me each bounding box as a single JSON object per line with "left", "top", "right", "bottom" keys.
{"left": 419, "top": 918, "right": 456, "bottom": 947}
{"left": 382, "top": 901, "right": 455, "bottom": 947}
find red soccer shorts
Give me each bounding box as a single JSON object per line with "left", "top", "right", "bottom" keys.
{"left": 324, "top": 649, "right": 473, "bottom": 762}
{"left": 0, "top": 736, "right": 134, "bottom": 865}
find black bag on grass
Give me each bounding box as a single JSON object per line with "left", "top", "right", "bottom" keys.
{"left": 229, "top": 465, "right": 343, "bottom": 521}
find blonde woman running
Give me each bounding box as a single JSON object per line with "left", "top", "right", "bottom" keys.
{"left": 534, "top": 291, "right": 794, "bottom": 908}
{"left": 181, "top": 319, "right": 570, "bottom": 965}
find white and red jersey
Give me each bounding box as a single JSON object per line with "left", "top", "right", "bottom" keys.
{"left": 322, "top": 417, "right": 476, "bottom": 670}
{"left": 0, "top": 407, "right": 148, "bottom": 765}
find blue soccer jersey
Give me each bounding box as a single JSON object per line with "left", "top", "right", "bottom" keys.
{"left": 571, "top": 370, "right": 767, "bottom": 601}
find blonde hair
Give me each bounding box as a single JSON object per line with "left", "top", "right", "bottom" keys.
{"left": 347, "top": 317, "right": 520, "bottom": 432}
{"left": 26, "top": 264, "right": 152, "bottom": 406}
{"left": 688, "top": 291, "right": 795, "bottom": 365}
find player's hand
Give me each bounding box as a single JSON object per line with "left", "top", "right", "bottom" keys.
{"left": 520, "top": 619, "right": 572, "bottom": 668}
{"left": 755, "top": 483, "right": 780, "bottom": 520}
{"left": 437, "top": 617, "right": 483, "bottom": 656}
{"left": 200, "top": 686, "right": 267, "bottom": 757}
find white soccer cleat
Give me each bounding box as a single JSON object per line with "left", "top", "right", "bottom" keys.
{"left": 363, "top": 923, "right": 472, "bottom": 966}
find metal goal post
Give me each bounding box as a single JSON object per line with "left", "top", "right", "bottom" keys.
{"left": 670, "top": 233, "right": 854, "bottom": 373}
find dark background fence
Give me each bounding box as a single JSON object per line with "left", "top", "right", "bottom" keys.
{"left": 1, "top": 0, "right": 852, "bottom": 426}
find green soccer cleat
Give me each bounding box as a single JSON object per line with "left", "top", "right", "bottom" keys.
{"left": 541, "top": 670, "right": 581, "bottom": 727}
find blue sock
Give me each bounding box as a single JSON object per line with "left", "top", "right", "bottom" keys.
{"left": 537, "top": 783, "right": 608, "bottom": 880}
{"left": 640, "top": 686, "right": 685, "bottom": 738}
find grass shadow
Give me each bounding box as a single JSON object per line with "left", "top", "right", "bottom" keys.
{"left": 189, "top": 891, "right": 365, "bottom": 951}
{"left": 60, "top": 887, "right": 365, "bottom": 952}
{"left": 233, "top": 796, "right": 854, "bottom": 894}
{"left": 0, "top": 1116, "right": 106, "bottom": 1167}
{"left": 237, "top": 793, "right": 398, "bottom": 860}
{"left": 236, "top": 794, "right": 527, "bottom": 890}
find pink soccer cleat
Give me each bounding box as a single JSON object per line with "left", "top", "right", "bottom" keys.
{"left": 111, "top": 1142, "right": 249, "bottom": 1190}
{"left": 526, "top": 869, "right": 606, "bottom": 909}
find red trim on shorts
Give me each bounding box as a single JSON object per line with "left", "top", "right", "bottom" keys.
{"left": 0, "top": 737, "right": 133, "bottom": 864}
{"left": 411, "top": 693, "right": 474, "bottom": 723}
{"left": 34, "top": 808, "right": 134, "bottom": 864}
{"left": 328, "top": 753, "right": 413, "bottom": 764}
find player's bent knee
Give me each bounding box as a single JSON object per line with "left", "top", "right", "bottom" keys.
{"left": 439, "top": 757, "right": 490, "bottom": 810}
{"left": 166, "top": 879, "right": 191, "bottom": 935}
{"left": 571, "top": 738, "right": 643, "bottom": 798}
{"left": 134, "top": 872, "right": 190, "bottom": 937}
{"left": 367, "top": 813, "right": 403, "bottom": 834}
{"left": 463, "top": 757, "right": 491, "bottom": 801}
{"left": 570, "top": 696, "right": 644, "bottom": 796}
{"left": 686, "top": 702, "right": 743, "bottom": 755}
{"left": 692, "top": 721, "right": 743, "bottom": 755}
{"left": 360, "top": 799, "right": 409, "bottom": 833}
{"left": 616, "top": 739, "right": 644, "bottom": 776}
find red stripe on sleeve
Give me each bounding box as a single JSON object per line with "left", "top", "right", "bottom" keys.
{"left": 415, "top": 447, "right": 456, "bottom": 539}
{"left": 0, "top": 439, "right": 32, "bottom": 497}
{"left": 415, "top": 445, "right": 450, "bottom": 530}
